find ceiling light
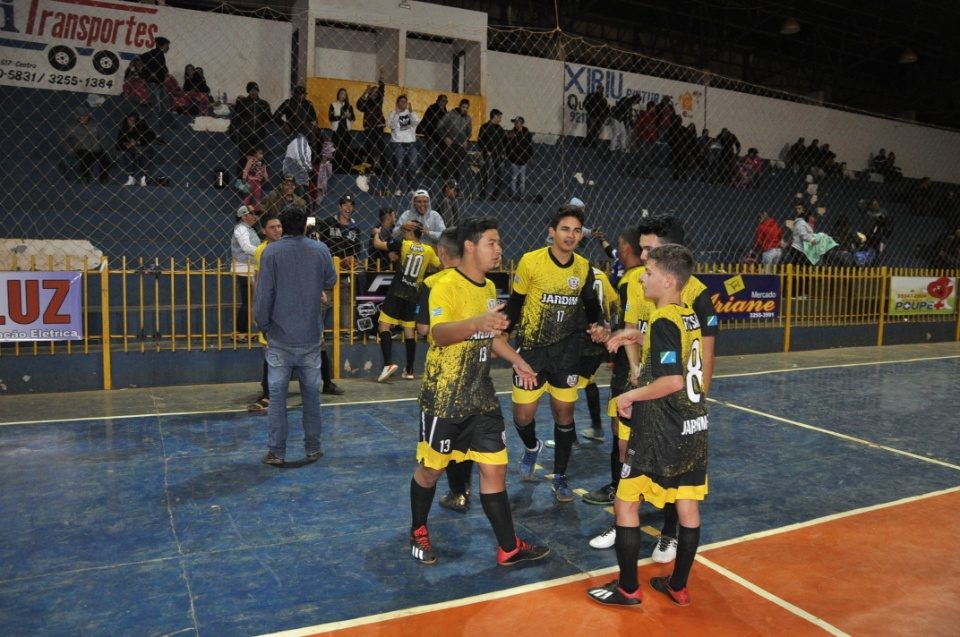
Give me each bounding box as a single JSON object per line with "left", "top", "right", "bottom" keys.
{"left": 898, "top": 48, "right": 918, "bottom": 64}
{"left": 780, "top": 18, "right": 800, "bottom": 35}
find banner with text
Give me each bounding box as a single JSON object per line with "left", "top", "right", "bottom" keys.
{"left": 0, "top": 270, "right": 83, "bottom": 341}
{"left": 888, "top": 276, "right": 957, "bottom": 316}
{"left": 698, "top": 273, "right": 781, "bottom": 322}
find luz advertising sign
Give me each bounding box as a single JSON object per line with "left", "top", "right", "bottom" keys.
{"left": 0, "top": 271, "right": 83, "bottom": 341}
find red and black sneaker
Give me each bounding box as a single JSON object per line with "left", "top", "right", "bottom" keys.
{"left": 497, "top": 536, "right": 550, "bottom": 566}
{"left": 409, "top": 525, "right": 437, "bottom": 565}
{"left": 587, "top": 580, "right": 643, "bottom": 606}
{"left": 649, "top": 576, "right": 691, "bottom": 606}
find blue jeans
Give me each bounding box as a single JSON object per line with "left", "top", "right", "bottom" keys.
{"left": 266, "top": 341, "right": 324, "bottom": 458}
{"left": 510, "top": 163, "right": 526, "bottom": 200}
{"left": 392, "top": 142, "right": 418, "bottom": 193}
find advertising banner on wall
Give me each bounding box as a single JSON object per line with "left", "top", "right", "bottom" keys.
{"left": 888, "top": 276, "right": 957, "bottom": 316}
{"left": 698, "top": 273, "right": 781, "bottom": 322}
{"left": 0, "top": 0, "right": 290, "bottom": 103}
{"left": 562, "top": 62, "right": 704, "bottom": 137}
{"left": 0, "top": 271, "right": 83, "bottom": 341}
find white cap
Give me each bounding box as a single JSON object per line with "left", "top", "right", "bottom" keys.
{"left": 569, "top": 197, "right": 585, "bottom": 208}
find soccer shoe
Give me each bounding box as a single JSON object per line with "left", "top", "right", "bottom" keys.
{"left": 552, "top": 474, "right": 574, "bottom": 502}
{"left": 581, "top": 426, "right": 605, "bottom": 441}
{"left": 651, "top": 535, "right": 678, "bottom": 563}
{"left": 261, "top": 451, "right": 284, "bottom": 466}
{"left": 139, "top": 175, "right": 147, "bottom": 187}
{"left": 497, "top": 537, "right": 550, "bottom": 566}
{"left": 378, "top": 364, "right": 399, "bottom": 382}
{"left": 589, "top": 525, "right": 616, "bottom": 549}
{"left": 519, "top": 440, "right": 543, "bottom": 481}
{"left": 649, "top": 576, "right": 690, "bottom": 606}
{"left": 305, "top": 448, "right": 324, "bottom": 463}
{"left": 543, "top": 438, "right": 580, "bottom": 450}
{"left": 438, "top": 491, "right": 469, "bottom": 512}
{"left": 322, "top": 383, "right": 345, "bottom": 396}
{"left": 402, "top": 371, "right": 415, "bottom": 380}
{"left": 410, "top": 525, "right": 437, "bottom": 565}
{"left": 124, "top": 175, "right": 136, "bottom": 186}
{"left": 246, "top": 397, "right": 269, "bottom": 412}
{"left": 582, "top": 482, "right": 616, "bottom": 505}
{"left": 587, "top": 580, "right": 643, "bottom": 606}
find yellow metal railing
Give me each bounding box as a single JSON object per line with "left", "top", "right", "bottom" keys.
{"left": 2, "top": 259, "right": 958, "bottom": 390}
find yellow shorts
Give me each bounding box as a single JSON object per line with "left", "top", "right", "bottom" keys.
{"left": 616, "top": 474, "right": 709, "bottom": 508}
{"left": 379, "top": 310, "right": 415, "bottom": 329}
{"left": 513, "top": 382, "right": 579, "bottom": 405}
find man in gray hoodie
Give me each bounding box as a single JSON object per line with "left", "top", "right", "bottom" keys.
{"left": 395, "top": 189, "right": 446, "bottom": 250}
{"left": 438, "top": 99, "right": 473, "bottom": 185}
{"left": 62, "top": 106, "right": 110, "bottom": 185}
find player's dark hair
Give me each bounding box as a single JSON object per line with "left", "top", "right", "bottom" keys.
{"left": 261, "top": 214, "right": 280, "bottom": 227}
{"left": 619, "top": 226, "right": 641, "bottom": 254}
{"left": 551, "top": 204, "right": 585, "bottom": 229}
{"left": 458, "top": 216, "right": 498, "bottom": 252}
{"left": 438, "top": 227, "right": 460, "bottom": 259}
{"left": 637, "top": 214, "right": 685, "bottom": 246}
{"left": 648, "top": 244, "right": 694, "bottom": 289}
{"left": 280, "top": 206, "right": 308, "bottom": 236}
{"left": 379, "top": 206, "right": 395, "bottom": 221}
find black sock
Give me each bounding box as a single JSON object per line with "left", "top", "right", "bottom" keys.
{"left": 320, "top": 350, "right": 332, "bottom": 384}
{"left": 379, "top": 330, "right": 392, "bottom": 367}
{"left": 410, "top": 477, "right": 436, "bottom": 531}
{"left": 614, "top": 525, "right": 642, "bottom": 592}
{"left": 480, "top": 491, "right": 517, "bottom": 551}
{"left": 610, "top": 437, "right": 622, "bottom": 486}
{"left": 404, "top": 338, "right": 416, "bottom": 373}
{"left": 661, "top": 503, "right": 679, "bottom": 539}
{"left": 585, "top": 382, "right": 601, "bottom": 427}
{"left": 446, "top": 460, "right": 471, "bottom": 493}
{"left": 553, "top": 421, "right": 576, "bottom": 476}
{"left": 514, "top": 418, "right": 539, "bottom": 449}
{"left": 669, "top": 524, "right": 701, "bottom": 590}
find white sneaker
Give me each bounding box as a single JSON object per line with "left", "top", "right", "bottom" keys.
{"left": 124, "top": 175, "right": 136, "bottom": 186}
{"left": 377, "top": 364, "right": 399, "bottom": 382}
{"left": 393, "top": 189, "right": 402, "bottom": 196}
{"left": 589, "top": 526, "right": 616, "bottom": 549}
{"left": 139, "top": 176, "right": 147, "bottom": 187}
{"left": 651, "top": 535, "right": 678, "bottom": 563}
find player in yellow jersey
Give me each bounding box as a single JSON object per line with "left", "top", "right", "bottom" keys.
{"left": 246, "top": 215, "right": 283, "bottom": 412}
{"left": 409, "top": 216, "right": 550, "bottom": 567}
{"left": 377, "top": 221, "right": 441, "bottom": 382}
{"left": 588, "top": 243, "right": 707, "bottom": 608}
{"left": 503, "top": 204, "right": 606, "bottom": 502}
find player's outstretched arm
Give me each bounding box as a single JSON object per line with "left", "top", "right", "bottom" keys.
{"left": 616, "top": 374, "right": 684, "bottom": 419}
{"left": 432, "top": 303, "right": 510, "bottom": 347}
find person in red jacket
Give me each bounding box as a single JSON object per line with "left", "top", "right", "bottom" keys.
{"left": 754, "top": 211, "right": 784, "bottom": 269}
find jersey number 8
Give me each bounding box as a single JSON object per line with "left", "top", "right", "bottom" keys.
{"left": 686, "top": 338, "right": 704, "bottom": 404}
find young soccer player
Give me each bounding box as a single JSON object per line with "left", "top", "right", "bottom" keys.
{"left": 587, "top": 243, "right": 708, "bottom": 607}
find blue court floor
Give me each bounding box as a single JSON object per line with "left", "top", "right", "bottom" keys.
{"left": 1, "top": 343, "right": 958, "bottom": 636}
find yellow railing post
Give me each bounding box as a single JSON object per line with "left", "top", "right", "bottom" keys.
{"left": 100, "top": 257, "right": 113, "bottom": 390}
{"left": 783, "top": 264, "right": 793, "bottom": 352}
{"left": 877, "top": 267, "right": 888, "bottom": 346}
{"left": 332, "top": 256, "right": 341, "bottom": 379}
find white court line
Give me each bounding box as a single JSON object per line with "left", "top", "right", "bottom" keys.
{"left": 255, "top": 484, "right": 960, "bottom": 637}
{"left": 717, "top": 354, "right": 960, "bottom": 379}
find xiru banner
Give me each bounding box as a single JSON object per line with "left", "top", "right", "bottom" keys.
{"left": 0, "top": 270, "right": 83, "bottom": 341}
{"left": 698, "top": 273, "right": 781, "bottom": 322}
{"left": 888, "top": 276, "right": 957, "bottom": 316}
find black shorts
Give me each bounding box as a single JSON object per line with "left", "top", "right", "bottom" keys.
{"left": 416, "top": 408, "right": 508, "bottom": 469}
{"left": 517, "top": 336, "right": 581, "bottom": 392}
{"left": 379, "top": 293, "right": 417, "bottom": 326}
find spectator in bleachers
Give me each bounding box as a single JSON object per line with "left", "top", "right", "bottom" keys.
{"left": 62, "top": 106, "right": 111, "bottom": 185}
{"left": 369, "top": 207, "right": 399, "bottom": 271}
{"left": 871, "top": 148, "right": 889, "bottom": 175}
{"left": 803, "top": 138, "right": 820, "bottom": 171}
{"left": 668, "top": 118, "right": 696, "bottom": 181}
{"left": 477, "top": 108, "right": 506, "bottom": 201}
{"left": 583, "top": 82, "right": 609, "bottom": 149}
{"left": 609, "top": 94, "right": 640, "bottom": 162}
{"left": 312, "top": 136, "right": 335, "bottom": 207}
{"left": 386, "top": 95, "right": 420, "bottom": 196}
{"left": 260, "top": 174, "right": 307, "bottom": 223}
{"left": 242, "top": 147, "right": 268, "bottom": 209}
{"left": 122, "top": 59, "right": 149, "bottom": 108}
{"left": 715, "top": 127, "right": 741, "bottom": 185}
{"left": 883, "top": 151, "right": 902, "bottom": 181}
{"left": 282, "top": 133, "right": 312, "bottom": 196}
{"left": 357, "top": 80, "right": 386, "bottom": 174}
{"left": 505, "top": 116, "right": 534, "bottom": 202}
{"left": 692, "top": 127, "right": 712, "bottom": 179}
{"left": 419, "top": 94, "right": 448, "bottom": 178}
{"left": 181, "top": 64, "right": 211, "bottom": 115}
{"left": 394, "top": 189, "right": 446, "bottom": 250}
{"left": 231, "top": 204, "right": 260, "bottom": 340}
{"left": 828, "top": 214, "right": 864, "bottom": 262}
{"left": 328, "top": 88, "right": 356, "bottom": 173}
{"left": 438, "top": 98, "right": 473, "bottom": 186}
{"left": 786, "top": 137, "right": 806, "bottom": 170}
{"left": 435, "top": 179, "right": 460, "bottom": 227}
{"left": 315, "top": 195, "right": 363, "bottom": 339}
{"left": 139, "top": 36, "right": 170, "bottom": 125}
{"left": 861, "top": 198, "right": 891, "bottom": 263}
{"left": 229, "top": 81, "right": 273, "bottom": 181}
{"left": 907, "top": 177, "right": 935, "bottom": 216}
{"left": 930, "top": 224, "right": 960, "bottom": 269}
{"left": 115, "top": 111, "right": 157, "bottom": 187}
{"left": 819, "top": 143, "right": 841, "bottom": 176}
{"left": 753, "top": 211, "right": 783, "bottom": 267}
{"left": 735, "top": 147, "right": 763, "bottom": 188}
{"left": 781, "top": 204, "right": 817, "bottom": 266}
{"left": 275, "top": 86, "right": 319, "bottom": 144}
{"left": 633, "top": 100, "right": 657, "bottom": 178}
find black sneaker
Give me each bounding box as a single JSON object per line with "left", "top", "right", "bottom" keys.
{"left": 649, "top": 576, "right": 690, "bottom": 606}
{"left": 582, "top": 483, "right": 616, "bottom": 505}
{"left": 587, "top": 580, "right": 643, "bottom": 606}
{"left": 322, "top": 383, "right": 345, "bottom": 396}
{"left": 438, "top": 491, "right": 469, "bottom": 512}
{"left": 305, "top": 448, "right": 324, "bottom": 463}
{"left": 410, "top": 525, "right": 437, "bottom": 565}
{"left": 261, "top": 451, "right": 284, "bottom": 466}
{"left": 497, "top": 537, "right": 550, "bottom": 566}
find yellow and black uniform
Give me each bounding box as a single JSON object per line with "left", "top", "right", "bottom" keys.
{"left": 617, "top": 302, "right": 708, "bottom": 508}
{"left": 253, "top": 240, "right": 271, "bottom": 346}
{"left": 415, "top": 268, "right": 456, "bottom": 342}
{"left": 576, "top": 266, "right": 618, "bottom": 386}
{"left": 380, "top": 239, "right": 440, "bottom": 328}
{"left": 607, "top": 265, "right": 643, "bottom": 421}
{"left": 416, "top": 269, "right": 508, "bottom": 469}
{"left": 505, "top": 247, "right": 601, "bottom": 403}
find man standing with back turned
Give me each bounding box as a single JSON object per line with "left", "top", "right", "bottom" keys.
{"left": 254, "top": 206, "right": 337, "bottom": 466}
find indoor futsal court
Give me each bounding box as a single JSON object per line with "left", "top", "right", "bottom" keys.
{"left": 1, "top": 342, "right": 958, "bottom": 636}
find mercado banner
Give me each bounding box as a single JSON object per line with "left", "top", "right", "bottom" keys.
{"left": 698, "top": 273, "right": 780, "bottom": 322}
{"left": 0, "top": 0, "right": 289, "bottom": 103}
{"left": 888, "top": 276, "right": 957, "bottom": 316}
{"left": 0, "top": 271, "right": 83, "bottom": 341}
